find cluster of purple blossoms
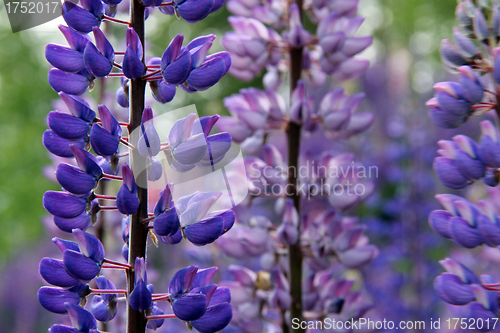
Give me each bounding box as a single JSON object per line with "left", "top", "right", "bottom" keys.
{"left": 47, "top": 0, "right": 230, "bottom": 103}
{"left": 222, "top": 0, "right": 371, "bottom": 88}
{"left": 37, "top": 0, "right": 238, "bottom": 330}
{"left": 206, "top": 0, "right": 378, "bottom": 331}
{"left": 428, "top": 0, "right": 500, "bottom": 328}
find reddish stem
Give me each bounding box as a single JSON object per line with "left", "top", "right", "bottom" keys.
{"left": 103, "top": 15, "right": 131, "bottom": 25}
{"left": 94, "top": 194, "right": 117, "bottom": 200}
{"left": 103, "top": 173, "right": 123, "bottom": 180}
{"left": 142, "top": 69, "right": 162, "bottom": 79}
{"left": 91, "top": 289, "right": 127, "bottom": 294}
{"left": 146, "top": 314, "right": 177, "bottom": 320}
{"left": 99, "top": 206, "right": 118, "bottom": 210}
{"left": 104, "top": 258, "right": 132, "bottom": 268}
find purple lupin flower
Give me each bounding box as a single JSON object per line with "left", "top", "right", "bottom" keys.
{"left": 129, "top": 258, "right": 152, "bottom": 312}
{"left": 116, "top": 164, "right": 139, "bottom": 215}
{"left": 90, "top": 104, "right": 122, "bottom": 157}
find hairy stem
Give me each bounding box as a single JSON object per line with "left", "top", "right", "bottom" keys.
{"left": 126, "top": 0, "right": 148, "bottom": 332}
{"left": 287, "top": 0, "right": 304, "bottom": 331}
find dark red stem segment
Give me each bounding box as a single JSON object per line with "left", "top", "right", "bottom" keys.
{"left": 287, "top": 0, "right": 304, "bottom": 332}
{"left": 126, "top": 0, "right": 149, "bottom": 332}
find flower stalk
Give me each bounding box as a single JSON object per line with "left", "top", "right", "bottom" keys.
{"left": 126, "top": 0, "right": 148, "bottom": 332}
{"left": 287, "top": 0, "right": 304, "bottom": 331}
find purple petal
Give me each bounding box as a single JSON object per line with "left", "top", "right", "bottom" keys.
{"left": 228, "top": 265, "right": 255, "bottom": 286}
{"left": 188, "top": 35, "right": 216, "bottom": 68}
{"left": 43, "top": 191, "right": 87, "bottom": 219}
{"left": 98, "top": 104, "right": 121, "bottom": 137}
{"left": 186, "top": 52, "right": 231, "bottom": 91}
{"left": 191, "top": 284, "right": 217, "bottom": 306}
{"left": 63, "top": 249, "right": 100, "bottom": 281}
{"left": 39, "top": 258, "right": 79, "bottom": 288}
{"left": 90, "top": 295, "right": 117, "bottom": 322}
{"left": 168, "top": 113, "right": 196, "bottom": 148}
{"left": 81, "top": 0, "right": 104, "bottom": 17}
{"left": 192, "top": 267, "right": 218, "bottom": 289}
{"left": 138, "top": 123, "right": 161, "bottom": 157}
{"left": 215, "top": 117, "right": 251, "bottom": 143}
{"left": 159, "top": 229, "right": 182, "bottom": 245}
{"left": 428, "top": 106, "right": 467, "bottom": 129}
{"left": 176, "top": 0, "right": 213, "bottom": 23}
{"left": 449, "top": 216, "right": 483, "bottom": 248}
{"left": 172, "top": 293, "right": 207, "bottom": 321}
{"left": 191, "top": 302, "right": 232, "bottom": 333}
{"left": 337, "top": 245, "right": 378, "bottom": 268}
{"left": 440, "top": 39, "right": 468, "bottom": 68}
{"left": 62, "top": 2, "right": 100, "bottom": 34}
{"left": 37, "top": 287, "right": 81, "bottom": 314}
{"left": 54, "top": 212, "right": 92, "bottom": 233}
{"left": 460, "top": 74, "right": 484, "bottom": 104}
{"left": 48, "top": 111, "right": 90, "bottom": 140}
{"left": 153, "top": 207, "right": 180, "bottom": 236}
{"left": 84, "top": 42, "right": 113, "bottom": 78}
{"left": 342, "top": 36, "right": 372, "bottom": 57}
{"left": 161, "top": 34, "right": 183, "bottom": 68}
{"left": 59, "top": 25, "right": 90, "bottom": 53}
{"left": 59, "top": 92, "right": 96, "bottom": 121}
{"left": 473, "top": 8, "right": 489, "bottom": 40}
{"left": 209, "top": 0, "right": 226, "bottom": 13}
{"left": 173, "top": 133, "right": 207, "bottom": 165}
{"left": 46, "top": 44, "right": 85, "bottom": 73}
{"left": 70, "top": 145, "right": 103, "bottom": 178}
{"left": 116, "top": 184, "right": 139, "bottom": 215}
{"left": 455, "top": 150, "right": 485, "bottom": 180}
{"left": 146, "top": 305, "right": 164, "bottom": 329}
{"left": 162, "top": 49, "right": 192, "bottom": 85}
{"left": 433, "top": 157, "right": 469, "bottom": 189}
{"left": 48, "top": 323, "right": 71, "bottom": 333}
{"left": 210, "top": 210, "right": 235, "bottom": 236}
{"left": 434, "top": 273, "right": 474, "bottom": 305}
{"left": 123, "top": 45, "right": 145, "bottom": 79}
{"left": 66, "top": 303, "right": 97, "bottom": 331}
{"left": 94, "top": 276, "right": 117, "bottom": 303}
{"left": 209, "top": 287, "right": 231, "bottom": 306}
{"left": 320, "top": 32, "right": 345, "bottom": 53}
{"left": 477, "top": 214, "right": 500, "bottom": 247}
{"left": 479, "top": 134, "right": 500, "bottom": 168}
{"left": 184, "top": 216, "right": 224, "bottom": 246}
{"left": 90, "top": 123, "right": 119, "bottom": 156}
{"left": 48, "top": 68, "right": 90, "bottom": 96}
{"left": 428, "top": 210, "right": 453, "bottom": 239}
{"left": 194, "top": 115, "right": 219, "bottom": 137}
{"left": 154, "top": 184, "right": 173, "bottom": 215}
{"left": 134, "top": 257, "right": 147, "bottom": 283}
{"left": 129, "top": 279, "right": 152, "bottom": 312}
{"left": 116, "top": 85, "right": 129, "bottom": 107}
{"left": 72, "top": 229, "right": 105, "bottom": 262}
{"left": 93, "top": 27, "right": 114, "bottom": 62}
{"left": 53, "top": 237, "right": 80, "bottom": 253}
{"left": 204, "top": 132, "right": 231, "bottom": 163}
{"left": 169, "top": 265, "right": 198, "bottom": 296}
{"left": 126, "top": 27, "right": 143, "bottom": 60}
{"left": 56, "top": 163, "right": 97, "bottom": 195}
{"left": 178, "top": 191, "right": 220, "bottom": 225}
{"left": 122, "top": 163, "right": 137, "bottom": 193}
{"left": 436, "top": 91, "right": 471, "bottom": 117}
{"left": 150, "top": 80, "right": 176, "bottom": 104}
